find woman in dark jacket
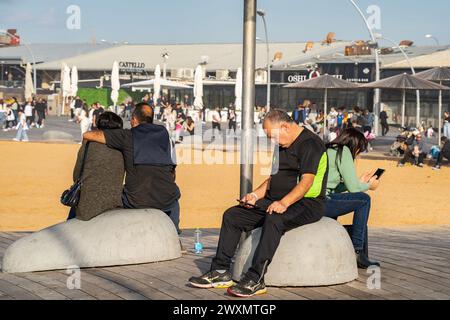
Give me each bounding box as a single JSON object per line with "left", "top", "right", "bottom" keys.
{"left": 68, "top": 112, "right": 125, "bottom": 221}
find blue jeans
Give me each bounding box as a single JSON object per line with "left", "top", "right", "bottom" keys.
{"left": 15, "top": 125, "right": 29, "bottom": 141}
{"left": 122, "top": 192, "right": 181, "bottom": 235}
{"left": 444, "top": 123, "right": 450, "bottom": 139}
{"left": 325, "top": 192, "right": 371, "bottom": 251}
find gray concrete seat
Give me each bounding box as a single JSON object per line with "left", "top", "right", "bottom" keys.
{"left": 2, "top": 209, "right": 181, "bottom": 273}
{"left": 42, "top": 130, "right": 75, "bottom": 142}
{"left": 232, "top": 217, "right": 358, "bottom": 287}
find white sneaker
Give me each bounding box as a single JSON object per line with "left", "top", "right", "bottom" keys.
{"left": 12, "top": 138, "right": 19, "bottom": 142}
{"left": 22, "top": 139, "right": 29, "bottom": 142}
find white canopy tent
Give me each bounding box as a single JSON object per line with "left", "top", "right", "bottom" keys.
{"left": 60, "top": 63, "right": 71, "bottom": 115}
{"left": 153, "top": 65, "right": 162, "bottom": 102}
{"left": 234, "top": 67, "right": 242, "bottom": 111}
{"left": 193, "top": 65, "right": 204, "bottom": 110}
{"left": 110, "top": 61, "right": 120, "bottom": 110}
{"left": 24, "top": 63, "right": 34, "bottom": 101}
{"left": 70, "top": 66, "right": 78, "bottom": 97}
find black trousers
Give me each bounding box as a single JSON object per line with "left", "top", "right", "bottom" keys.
{"left": 228, "top": 120, "right": 237, "bottom": 132}
{"left": 381, "top": 122, "right": 389, "bottom": 136}
{"left": 211, "top": 198, "right": 323, "bottom": 282}
{"left": 437, "top": 151, "right": 450, "bottom": 166}
{"left": 400, "top": 150, "right": 426, "bottom": 165}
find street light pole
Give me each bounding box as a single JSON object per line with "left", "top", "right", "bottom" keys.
{"left": 349, "top": 0, "right": 381, "bottom": 136}
{"left": 257, "top": 9, "right": 271, "bottom": 112}
{"left": 0, "top": 29, "right": 37, "bottom": 95}
{"left": 425, "top": 34, "right": 440, "bottom": 46}
{"left": 240, "top": 0, "right": 257, "bottom": 198}
{"left": 377, "top": 35, "right": 421, "bottom": 126}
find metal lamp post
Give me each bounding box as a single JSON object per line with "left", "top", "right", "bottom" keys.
{"left": 240, "top": 0, "right": 257, "bottom": 198}
{"left": 162, "top": 50, "right": 170, "bottom": 79}
{"left": 425, "top": 34, "right": 440, "bottom": 46}
{"left": 348, "top": 0, "right": 381, "bottom": 136}
{"left": 0, "top": 29, "right": 37, "bottom": 94}
{"left": 257, "top": 9, "right": 271, "bottom": 112}
{"left": 375, "top": 34, "right": 422, "bottom": 127}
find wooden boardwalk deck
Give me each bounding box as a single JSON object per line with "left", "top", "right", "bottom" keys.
{"left": 0, "top": 227, "right": 449, "bottom": 300}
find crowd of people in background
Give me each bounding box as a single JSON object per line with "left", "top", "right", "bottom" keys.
{"left": 1, "top": 93, "right": 449, "bottom": 170}
{"left": 0, "top": 96, "right": 48, "bottom": 142}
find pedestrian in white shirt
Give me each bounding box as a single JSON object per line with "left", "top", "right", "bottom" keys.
{"left": 24, "top": 100, "right": 34, "bottom": 127}
{"left": 211, "top": 107, "right": 222, "bottom": 140}
{"left": 13, "top": 110, "right": 29, "bottom": 142}
{"left": 77, "top": 106, "right": 91, "bottom": 143}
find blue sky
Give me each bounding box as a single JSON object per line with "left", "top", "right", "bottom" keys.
{"left": 0, "top": 0, "right": 449, "bottom": 46}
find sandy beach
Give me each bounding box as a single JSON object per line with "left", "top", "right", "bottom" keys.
{"left": 0, "top": 141, "right": 449, "bottom": 232}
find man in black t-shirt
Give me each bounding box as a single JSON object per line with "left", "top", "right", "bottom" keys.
{"left": 83, "top": 103, "right": 181, "bottom": 233}
{"left": 189, "top": 110, "right": 328, "bottom": 298}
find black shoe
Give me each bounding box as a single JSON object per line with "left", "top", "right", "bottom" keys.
{"left": 227, "top": 276, "right": 267, "bottom": 298}
{"left": 356, "top": 250, "right": 380, "bottom": 269}
{"left": 189, "top": 270, "right": 234, "bottom": 289}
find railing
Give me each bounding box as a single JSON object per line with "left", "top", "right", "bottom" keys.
{"left": 0, "top": 80, "right": 24, "bottom": 88}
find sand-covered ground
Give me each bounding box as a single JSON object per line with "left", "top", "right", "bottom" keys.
{"left": 0, "top": 141, "right": 449, "bottom": 232}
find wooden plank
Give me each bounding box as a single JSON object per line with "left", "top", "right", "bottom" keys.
{"left": 0, "top": 273, "right": 68, "bottom": 300}
{"left": 82, "top": 269, "right": 149, "bottom": 300}
{"left": 21, "top": 272, "right": 95, "bottom": 300}
{"left": 0, "top": 279, "right": 42, "bottom": 300}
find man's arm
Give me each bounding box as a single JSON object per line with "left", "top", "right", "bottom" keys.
{"left": 267, "top": 174, "right": 315, "bottom": 214}
{"left": 241, "top": 178, "right": 270, "bottom": 205}
{"left": 83, "top": 130, "right": 106, "bottom": 144}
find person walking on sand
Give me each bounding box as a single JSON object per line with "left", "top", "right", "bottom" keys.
{"left": 13, "top": 110, "right": 29, "bottom": 142}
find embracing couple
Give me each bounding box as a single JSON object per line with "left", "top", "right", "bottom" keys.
{"left": 68, "top": 103, "right": 181, "bottom": 235}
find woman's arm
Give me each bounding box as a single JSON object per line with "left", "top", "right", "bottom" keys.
{"left": 338, "top": 147, "right": 369, "bottom": 193}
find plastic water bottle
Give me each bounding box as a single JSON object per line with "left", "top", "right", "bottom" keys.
{"left": 194, "top": 228, "right": 203, "bottom": 254}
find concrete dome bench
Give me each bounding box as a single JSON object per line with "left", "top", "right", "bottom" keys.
{"left": 232, "top": 217, "right": 358, "bottom": 287}
{"left": 2, "top": 209, "right": 181, "bottom": 273}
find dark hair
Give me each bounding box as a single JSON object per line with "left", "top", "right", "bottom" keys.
{"left": 326, "top": 128, "right": 368, "bottom": 162}
{"left": 442, "top": 136, "right": 448, "bottom": 143}
{"left": 132, "top": 102, "right": 154, "bottom": 124}
{"left": 96, "top": 111, "right": 123, "bottom": 130}
{"left": 263, "top": 109, "right": 294, "bottom": 124}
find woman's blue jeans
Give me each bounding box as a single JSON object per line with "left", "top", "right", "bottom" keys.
{"left": 444, "top": 123, "right": 450, "bottom": 139}
{"left": 325, "top": 192, "right": 371, "bottom": 251}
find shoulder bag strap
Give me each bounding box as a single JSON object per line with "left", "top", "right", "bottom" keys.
{"left": 78, "top": 142, "right": 91, "bottom": 181}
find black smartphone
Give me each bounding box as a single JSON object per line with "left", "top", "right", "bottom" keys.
{"left": 236, "top": 200, "right": 260, "bottom": 210}
{"left": 372, "top": 168, "right": 385, "bottom": 180}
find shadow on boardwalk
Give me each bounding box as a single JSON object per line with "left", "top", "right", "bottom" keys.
{"left": 0, "top": 226, "right": 449, "bottom": 300}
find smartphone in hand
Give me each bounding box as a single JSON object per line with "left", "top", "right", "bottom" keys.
{"left": 236, "top": 199, "right": 260, "bottom": 210}
{"left": 372, "top": 168, "right": 385, "bottom": 180}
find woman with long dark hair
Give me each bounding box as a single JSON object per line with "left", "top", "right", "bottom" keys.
{"left": 325, "top": 128, "right": 381, "bottom": 268}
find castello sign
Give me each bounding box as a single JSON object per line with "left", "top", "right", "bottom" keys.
{"left": 119, "top": 61, "right": 146, "bottom": 72}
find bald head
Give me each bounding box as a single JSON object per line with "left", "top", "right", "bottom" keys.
{"left": 131, "top": 102, "right": 154, "bottom": 127}
{"left": 263, "top": 109, "right": 302, "bottom": 148}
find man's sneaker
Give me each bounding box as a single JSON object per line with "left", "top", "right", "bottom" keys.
{"left": 432, "top": 166, "right": 441, "bottom": 170}
{"left": 12, "top": 138, "right": 19, "bottom": 142}
{"left": 397, "top": 163, "right": 405, "bottom": 167}
{"left": 416, "top": 163, "right": 424, "bottom": 168}
{"left": 189, "top": 270, "right": 234, "bottom": 289}
{"left": 227, "top": 276, "right": 267, "bottom": 298}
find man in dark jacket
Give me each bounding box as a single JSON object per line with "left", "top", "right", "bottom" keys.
{"left": 433, "top": 136, "right": 450, "bottom": 170}
{"left": 83, "top": 103, "right": 181, "bottom": 233}
{"left": 380, "top": 110, "right": 389, "bottom": 136}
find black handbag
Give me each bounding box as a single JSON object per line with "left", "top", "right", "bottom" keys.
{"left": 60, "top": 142, "right": 90, "bottom": 207}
